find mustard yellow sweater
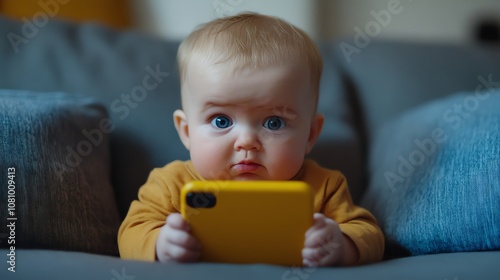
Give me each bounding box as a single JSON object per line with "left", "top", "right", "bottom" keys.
{"left": 118, "top": 160, "right": 384, "bottom": 264}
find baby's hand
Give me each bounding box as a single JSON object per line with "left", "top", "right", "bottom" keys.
{"left": 302, "top": 213, "right": 345, "bottom": 267}
{"left": 156, "top": 213, "right": 202, "bottom": 263}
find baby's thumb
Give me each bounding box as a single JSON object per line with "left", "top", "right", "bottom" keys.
{"left": 306, "top": 213, "right": 326, "bottom": 238}
{"left": 166, "top": 213, "right": 190, "bottom": 231}
{"left": 313, "top": 213, "right": 326, "bottom": 227}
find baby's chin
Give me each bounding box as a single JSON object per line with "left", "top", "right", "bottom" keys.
{"left": 200, "top": 173, "right": 267, "bottom": 181}
{"left": 200, "top": 168, "right": 296, "bottom": 181}
{"left": 231, "top": 173, "right": 267, "bottom": 181}
{"left": 229, "top": 174, "right": 294, "bottom": 181}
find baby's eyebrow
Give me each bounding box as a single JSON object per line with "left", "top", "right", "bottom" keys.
{"left": 269, "top": 106, "right": 299, "bottom": 119}
{"left": 201, "top": 101, "right": 231, "bottom": 111}
{"left": 201, "top": 102, "right": 300, "bottom": 118}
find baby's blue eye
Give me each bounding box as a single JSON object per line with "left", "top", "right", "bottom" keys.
{"left": 211, "top": 115, "right": 233, "bottom": 129}
{"left": 263, "top": 116, "right": 286, "bottom": 130}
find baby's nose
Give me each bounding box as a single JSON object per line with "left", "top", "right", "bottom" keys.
{"left": 234, "top": 128, "right": 261, "bottom": 151}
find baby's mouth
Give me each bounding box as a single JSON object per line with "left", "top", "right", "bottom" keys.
{"left": 231, "top": 161, "right": 261, "bottom": 174}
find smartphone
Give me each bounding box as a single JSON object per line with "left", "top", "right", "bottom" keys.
{"left": 181, "top": 180, "right": 313, "bottom": 266}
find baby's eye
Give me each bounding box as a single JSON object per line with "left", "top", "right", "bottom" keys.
{"left": 263, "top": 116, "right": 286, "bottom": 130}
{"left": 210, "top": 115, "right": 233, "bottom": 129}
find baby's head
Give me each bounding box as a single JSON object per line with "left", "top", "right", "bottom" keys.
{"left": 174, "top": 12, "right": 324, "bottom": 181}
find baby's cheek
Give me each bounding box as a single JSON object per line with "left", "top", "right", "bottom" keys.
{"left": 190, "top": 139, "right": 230, "bottom": 179}
{"left": 267, "top": 145, "right": 305, "bottom": 179}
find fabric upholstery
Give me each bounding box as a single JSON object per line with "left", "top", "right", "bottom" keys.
{"left": 333, "top": 39, "right": 500, "bottom": 139}
{"left": 362, "top": 91, "right": 500, "bottom": 255}
{"left": 0, "top": 90, "right": 120, "bottom": 255}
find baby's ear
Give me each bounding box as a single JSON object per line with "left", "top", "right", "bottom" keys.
{"left": 173, "top": 109, "right": 190, "bottom": 150}
{"left": 305, "top": 113, "right": 324, "bottom": 155}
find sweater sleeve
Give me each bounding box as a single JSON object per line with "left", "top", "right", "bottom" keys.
{"left": 321, "top": 172, "right": 385, "bottom": 264}
{"left": 117, "top": 166, "right": 183, "bottom": 261}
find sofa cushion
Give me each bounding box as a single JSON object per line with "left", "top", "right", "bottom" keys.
{"left": 1, "top": 249, "right": 500, "bottom": 280}
{"left": 0, "top": 90, "right": 120, "bottom": 255}
{"left": 334, "top": 39, "right": 500, "bottom": 139}
{"left": 0, "top": 16, "right": 186, "bottom": 219}
{"left": 361, "top": 90, "right": 500, "bottom": 256}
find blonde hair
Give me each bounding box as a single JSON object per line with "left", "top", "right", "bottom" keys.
{"left": 177, "top": 12, "right": 323, "bottom": 109}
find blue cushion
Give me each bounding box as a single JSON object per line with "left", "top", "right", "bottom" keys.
{"left": 0, "top": 90, "right": 120, "bottom": 255}
{"left": 0, "top": 16, "right": 185, "bottom": 218}
{"left": 362, "top": 90, "right": 500, "bottom": 256}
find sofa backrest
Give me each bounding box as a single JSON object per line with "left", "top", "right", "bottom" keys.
{"left": 0, "top": 17, "right": 366, "bottom": 217}
{"left": 0, "top": 16, "right": 187, "bottom": 217}
{"left": 332, "top": 38, "right": 500, "bottom": 141}
{"left": 2, "top": 16, "right": 498, "bottom": 219}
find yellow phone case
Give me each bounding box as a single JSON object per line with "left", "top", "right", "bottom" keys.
{"left": 181, "top": 181, "right": 313, "bottom": 266}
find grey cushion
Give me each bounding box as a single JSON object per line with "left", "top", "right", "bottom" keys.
{"left": 333, "top": 39, "right": 500, "bottom": 139}
{"left": 1, "top": 249, "right": 499, "bottom": 280}
{"left": 0, "top": 16, "right": 186, "bottom": 218}
{"left": 0, "top": 90, "right": 120, "bottom": 255}
{"left": 362, "top": 90, "right": 500, "bottom": 256}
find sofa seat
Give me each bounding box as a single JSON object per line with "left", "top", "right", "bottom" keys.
{"left": 1, "top": 249, "right": 499, "bottom": 280}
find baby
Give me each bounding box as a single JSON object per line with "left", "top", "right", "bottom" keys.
{"left": 118, "top": 12, "right": 384, "bottom": 267}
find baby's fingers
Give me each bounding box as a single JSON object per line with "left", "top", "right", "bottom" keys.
{"left": 302, "top": 246, "right": 327, "bottom": 267}
{"left": 166, "top": 213, "right": 191, "bottom": 231}
{"left": 305, "top": 213, "right": 326, "bottom": 238}
{"left": 302, "top": 241, "right": 342, "bottom": 267}
{"left": 304, "top": 226, "right": 335, "bottom": 248}
{"left": 165, "top": 243, "right": 201, "bottom": 263}
{"left": 166, "top": 227, "right": 202, "bottom": 250}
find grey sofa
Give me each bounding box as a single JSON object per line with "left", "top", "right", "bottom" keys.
{"left": 0, "top": 16, "right": 499, "bottom": 280}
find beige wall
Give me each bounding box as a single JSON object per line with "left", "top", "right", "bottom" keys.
{"left": 130, "top": 0, "right": 500, "bottom": 43}
{"left": 129, "top": 0, "right": 318, "bottom": 40}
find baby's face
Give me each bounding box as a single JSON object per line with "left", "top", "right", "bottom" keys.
{"left": 176, "top": 60, "right": 323, "bottom": 181}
